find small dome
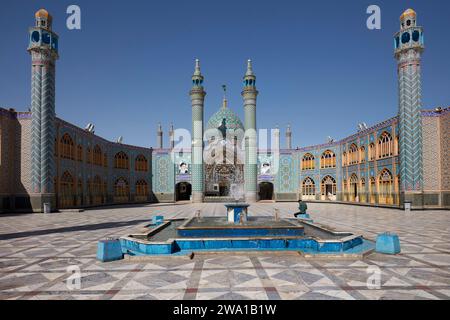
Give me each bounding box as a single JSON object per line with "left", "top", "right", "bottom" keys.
{"left": 35, "top": 8, "right": 52, "bottom": 21}
{"left": 206, "top": 107, "right": 244, "bottom": 132}
{"left": 400, "top": 8, "right": 416, "bottom": 21}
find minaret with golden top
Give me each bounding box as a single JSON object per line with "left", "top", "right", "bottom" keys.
{"left": 28, "top": 9, "right": 59, "bottom": 212}
{"left": 394, "top": 9, "right": 425, "bottom": 208}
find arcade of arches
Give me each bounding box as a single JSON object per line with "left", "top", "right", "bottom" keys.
{"left": 56, "top": 171, "right": 150, "bottom": 209}
{"left": 300, "top": 169, "right": 399, "bottom": 205}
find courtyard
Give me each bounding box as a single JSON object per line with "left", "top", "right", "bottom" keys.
{"left": 0, "top": 202, "right": 449, "bottom": 300}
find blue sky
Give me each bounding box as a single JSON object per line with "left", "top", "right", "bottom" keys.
{"left": 1, "top": 0, "right": 449, "bottom": 148}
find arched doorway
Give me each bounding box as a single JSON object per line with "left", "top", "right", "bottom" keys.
{"left": 176, "top": 182, "right": 192, "bottom": 201}
{"left": 350, "top": 174, "right": 358, "bottom": 202}
{"left": 378, "top": 169, "right": 393, "bottom": 204}
{"left": 302, "top": 177, "right": 316, "bottom": 200}
{"left": 321, "top": 176, "right": 336, "bottom": 200}
{"left": 60, "top": 171, "right": 75, "bottom": 208}
{"left": 259, "top": 182, "right": 274, "bottom": 200}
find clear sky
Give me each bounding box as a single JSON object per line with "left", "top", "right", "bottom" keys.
{"left": 1, "top": 0, "right": 449, "bottom": 148}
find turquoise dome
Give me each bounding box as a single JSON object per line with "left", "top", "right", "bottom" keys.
{"left": 206, "top": 106, "right": 244, "bottom": 131}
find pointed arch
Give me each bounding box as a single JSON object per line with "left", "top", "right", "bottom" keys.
{"left": 135, "top": 155, "right": 148, "bottom": 172}
{"left": 378, "top": 168, "right": 393, "bottom": 204}
{"left": 302, "top": 177, "right": 316, "bottom": 199}
{"left": 60, "top": 171, "right": 75, "bottom": 208}
{"left": 369, "top": 143, "right": 375, "bottom": 161}
{"left": 378, "top": 132, "right": 393, "bottom": 159}
{"left": 114, "top": 177, "right": 129, "bottom": 203}
{"left": 350, "top": 173, "right": 359, "bottom": 202}
{"left": 115, "top": 151, "right": 129, "bottom": 169}
{"left": 359, "top": 146, "right": 366, "bottom": 163}
{"left": 136, "top": 179, "right": 149, "bottom": 201}
{"left": 301, "top": 153, "right": 315, "bottom": 170}
{"left": 320, "top": 150, "right": 336, "bottom": 168}
{"left": 60, "top": 133, "right": 75, "bottom": 160}
{"left": 93, "top": 145, "right": 103, "bottom": 166}
{"left": 321, "top": 175, "right": 336, "bottom": 200}
{"left": 348, "top": 144, "right": 359, "bottom": 165}
{"left": 369, "top": 177, "right": 376, "bottom": 203}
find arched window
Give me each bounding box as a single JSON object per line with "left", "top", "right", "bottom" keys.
{"left": 342, "top": 152, "right": 347, "bottom": 166}
{"left": 378, "top": 132, "right": 393, "bottom": 159}
{"left": 348, "top": 144, "right": 358, "bottom": 165}
{"left": 136, "top": 180, "right": 149, "bottom": 197}
{"left": 114, "top": 177, "right": 129, "bottom": 202}
{"left": 378, "top": 169, "right": 393, "bottom": 204}
{"left": 369, "top": 143, "right": 375, "bottom": 161}
{"left": 320, "top": 150, "right": 336, "bottom": 169}
{"left": 93, "top": 145, "right": 103, "bottom": 166}
{"left": 302, "top": 177, "right": 315, "bottom": 196}
{"left": 135, "top": 155, "right": 148, "bottom": 172}
{"left": 360, "top": 146, "right": 366, "bottom": 163}
{"left": 60, "top": 171, "right": 75, "bottom": 208}
{"left": 321, "top": 175, "right": 336, "bottom": 196}
{"left": 60, "top": 133, "right": 75, "bottom": 160}
{"left": 115, "top": 152, "right": 129, "bottom": 169}
{"left": 77, "top": 145, "right": 83, "bottom": 162}
{"left": 301, "top": 153, "right": 315, "bottom": 170}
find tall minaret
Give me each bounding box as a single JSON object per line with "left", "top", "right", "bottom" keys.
{"left": 286, "top": 124, "right": 292, "bottom": 149}
{"left": 157, "top": 122, "right": 163, "bottom": 149}
{"left": 394, "top": 9, "right": 424, "bottom": 207}
{"left": 28, "top": 9, "right": 59, "bottom": 212}
{"left": 242, "top": 60, "right": 258, "bottom": 202}
{"left": 169, "top": 123, "right": 174, "bottom": 149}
{"left": 190, "top": 59, "right": 206, "bottom": 203}
{"left": 273, "top": 125, "right": 280, "bottom": 152}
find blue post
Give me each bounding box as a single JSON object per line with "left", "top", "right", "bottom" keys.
{"left": 97, "top": 239, "right": 124, "bottom": 262}
{"left": 376, "top": 233, "right": 401, "bottom": 254}
{"left": 152, "top": 216, "right": 164, "bottom": 226}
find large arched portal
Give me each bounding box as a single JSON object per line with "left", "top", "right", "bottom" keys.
{"left": 176, "top": 182, "right": 192, "bottom": 201}
{"left": 259, "top": 182, "right": 274, "bottom": 201}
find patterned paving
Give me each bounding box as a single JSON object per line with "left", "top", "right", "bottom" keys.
{"left": 0, "top": 203, "right": 449, "bottom": 300}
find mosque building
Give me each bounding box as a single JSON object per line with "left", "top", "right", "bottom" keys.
{"left": 0, "top": 9, "right": 448, "bottom": 213}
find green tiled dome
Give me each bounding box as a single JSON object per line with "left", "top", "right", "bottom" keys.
{"left": 206, "top": 106, "right": 244, "bottom": 131}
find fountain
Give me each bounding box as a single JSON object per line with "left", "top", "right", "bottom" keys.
{"left": 116, "top": 193, "right": 374, "bottom": 258}
{"left": 225, "top": 183, "right": 249, "bottom": 224}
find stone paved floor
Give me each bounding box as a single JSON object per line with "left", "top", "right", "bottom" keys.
{"left": 0, "top": 203, "right": 449, "bottom": 300}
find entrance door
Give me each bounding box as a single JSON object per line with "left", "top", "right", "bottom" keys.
{"left": 176, "top": 182, "right": 192, "bottom": 201}
{"left": 325, "top": 184, "right": 332, "bottom": 196}
{"left": 259, "top": 182, "right": 274, "bottom": 200}
{"left": 353, "top": 183, "right": 358, "bottom": 201}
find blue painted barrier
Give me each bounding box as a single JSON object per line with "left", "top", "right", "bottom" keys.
{"left": 97, "top": 239, "right": 123, "bottom": 262}
{"left": 152, "top": 216, "right": 164, "bottom": 225}
{"left": 376, "top": 232, "right": 401, "bottom": 254}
